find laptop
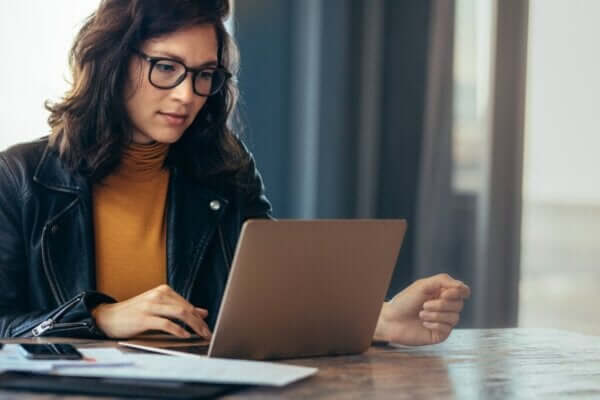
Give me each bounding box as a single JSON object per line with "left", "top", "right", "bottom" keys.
{"left": 121, "top": 219, "right": 406, "bottom": 360}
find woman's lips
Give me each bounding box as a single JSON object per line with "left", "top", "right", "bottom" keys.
{"left": 158, "top": 112, "right": 187, "bottom": 126}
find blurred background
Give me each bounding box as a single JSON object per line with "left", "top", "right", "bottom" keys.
{"left": 0, "top": 0, "right": 598, "bottom": 334}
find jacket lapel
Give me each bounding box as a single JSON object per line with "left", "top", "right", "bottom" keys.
{"left": 166, "top": 168, "right": 228, "bottom": 299}
{"left": 33, "top": 147, "right": 96, "bottom": 304}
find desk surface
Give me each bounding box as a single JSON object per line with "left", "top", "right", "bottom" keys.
{"left": 1, "top": 328, "right": 599, "bottom": 399}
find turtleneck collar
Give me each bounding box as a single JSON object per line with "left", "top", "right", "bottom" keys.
{"left": 116, "top": 141, "right": 170, "bottom": 181}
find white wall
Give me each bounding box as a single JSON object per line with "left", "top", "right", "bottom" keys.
{"left": 0, "top": 2, "right": 100, "bottom": 151}
{"left": 524, "top": 0, "right": 600, "bottom": 205}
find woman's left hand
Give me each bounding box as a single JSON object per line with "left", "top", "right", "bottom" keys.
{"left": 373, "top": 273, "right": 471, "bottom": 346}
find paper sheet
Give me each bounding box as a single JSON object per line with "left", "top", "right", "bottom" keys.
{"left": 56, "top": 353, "right": 318, "bottom": 387}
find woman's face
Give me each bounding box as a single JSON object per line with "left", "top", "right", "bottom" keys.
{"left": 124, "top": 24, "right": 218, "bottom": 144}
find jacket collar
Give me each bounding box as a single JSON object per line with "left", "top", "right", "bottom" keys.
{"left": 33, "top": 146, "right": 89, "bottom": 195}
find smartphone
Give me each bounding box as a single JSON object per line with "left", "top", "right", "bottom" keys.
{"left": 18, "top": 344, "right": 83, "bottom": 360}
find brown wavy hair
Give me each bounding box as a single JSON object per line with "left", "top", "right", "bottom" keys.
{"left": 47, "top": 0, "right": 249, "bottom": 185}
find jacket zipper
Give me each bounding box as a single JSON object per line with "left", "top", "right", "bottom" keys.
{"left": 32, "top": 321, "right": 89, "bottom": 337}
{"left": 41, "top": 223, "right": 64, "bottom": 305}
{"left": 40, "top": 197, "right": 80, "bottom": 305}
{"left": 13, "top": 293, "right": 86, "bottom": 337}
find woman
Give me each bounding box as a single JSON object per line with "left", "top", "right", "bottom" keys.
{"left": 0, "top": 0, "right": 469, "bottom": 345}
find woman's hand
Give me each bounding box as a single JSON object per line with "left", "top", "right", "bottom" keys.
{"left": 373, "top": 274, "right": 470, "bottom": 346}
{"left": 92, "top": 284, "right": 212, "bottom": 339}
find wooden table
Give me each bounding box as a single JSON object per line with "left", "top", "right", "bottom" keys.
{"left": 2, "top": 329, "right": 600, "bottom": 399}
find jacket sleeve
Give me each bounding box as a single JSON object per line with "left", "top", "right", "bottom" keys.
{"left": 0, "top": 154, "right": 115, "bottom": 338}
{"left": 237, "top": 143, "right": 273, "bottom": 221}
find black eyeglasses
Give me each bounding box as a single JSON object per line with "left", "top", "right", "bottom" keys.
{"left": 132, "top": 49, "right": 231, "bottom": 97}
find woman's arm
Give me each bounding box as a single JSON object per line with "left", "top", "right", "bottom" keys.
{"left": 0, "top": 154, "right": 115, "bottom": 338}
{"left": 238, "top": 144, "right": 273, "bottom": 220}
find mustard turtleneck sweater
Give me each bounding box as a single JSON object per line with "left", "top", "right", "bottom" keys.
{"left": 93, "top": 142, "right": 170, "bottom": 301}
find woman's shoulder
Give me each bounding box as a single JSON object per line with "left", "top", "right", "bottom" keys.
{"left": 1, "top": 136, "right": 50, "bottom": 168}
{"left": 0, "top": 136, "right": 53, "bottom": 185}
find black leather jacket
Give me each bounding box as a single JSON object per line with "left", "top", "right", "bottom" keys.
{"left": 0, "top": 138, "right": 271, "bottom": 338}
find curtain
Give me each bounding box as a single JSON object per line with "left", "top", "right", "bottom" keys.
{"left": 415, "top": 0, "right": 529, "bottom": 327}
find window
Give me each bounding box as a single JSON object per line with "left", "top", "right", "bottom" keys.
{"left": 520, "top": 0, "right": 600, "bottom": 335}
{"left": 452, "top": 0, "right": 495, "bottom": 194}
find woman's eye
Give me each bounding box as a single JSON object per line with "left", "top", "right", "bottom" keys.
{"left": 199, "top": 70, "right": 214, "bottom": 80}
{"left": 155, "top": 62, "right": 177, "bottom": 73}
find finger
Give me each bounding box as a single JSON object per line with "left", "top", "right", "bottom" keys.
{"left": 440, "top": 286, "right": 470, "bottom": 300}
{"left": 144, "top": 316, "right": 191, "bottom": 338}
{"left": 160, "top": 305, "right": 211, "bottom": 339}
{"left": 195, "top": 307, "right": 209, "bottom": 317}
{"left": 433, "top": 273, "right": 470, "bottom": 293}
{"left": 419, "top": 310, "right": 460, "bottom": 326}
{"left": 422, "top": 321, "right": 452, "bottom": 343}
{"left": 423, "top": 320, "right": 452, "bottom": 330}
{"left": 151, "top": 304, "right": 212, "bottom": 339}
{"left": 143, "top": 286, "right": 211, "bottom": 337}
{"left": 423, "top": 299, "right": 464, "bottom": 313}
{"left": 420, "top": 274, "right": 463, "bottom": 296}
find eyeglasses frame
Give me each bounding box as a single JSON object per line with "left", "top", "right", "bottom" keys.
{"left": 132, "top": 49, "right": 232, "bottom": 97}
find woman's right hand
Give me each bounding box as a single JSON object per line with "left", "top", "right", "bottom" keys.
{"left": 91, "top": 284, "right": 212, "bottom": 339}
